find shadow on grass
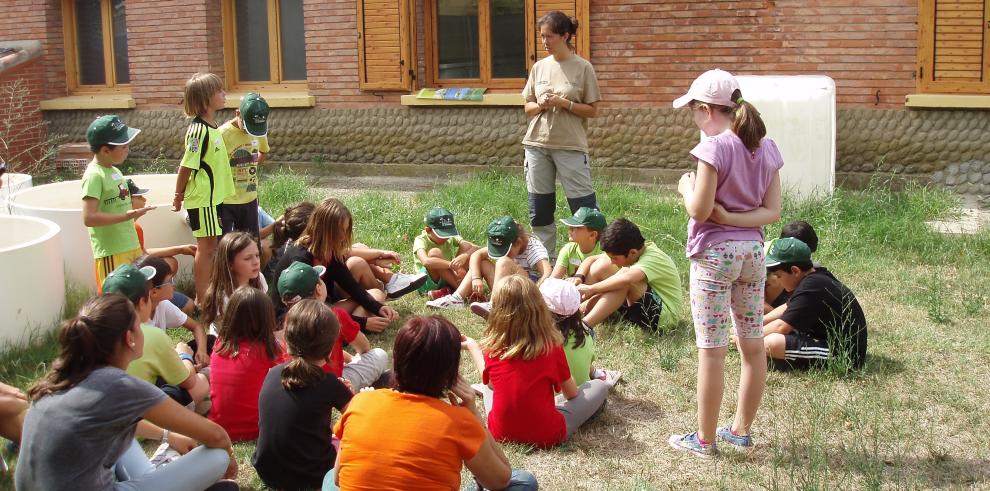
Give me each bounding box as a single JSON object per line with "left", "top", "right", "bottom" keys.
{"left": 768, "top": 352, "right": 906, "bottom": 381}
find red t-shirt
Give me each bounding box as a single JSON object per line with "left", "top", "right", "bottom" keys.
{"left": 209, "top": 339, "right": 287, "bottom": 441}
{"left": 323, "top": 308, "right": 361, "bottom": 377}
{"left": 482, "top": 344, "right": 570, "bottom": 447}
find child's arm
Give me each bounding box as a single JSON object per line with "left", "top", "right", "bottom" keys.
{"left": 82, "top": 197, "right": 152, "bottom": 227}
{"left": 569, "top": 254, "right": 600, "bottom": 285}
{"left": 709, "top": 171, "right": 782, "bottom": 228}
{"left": 182, "top": 318, "right": 210, "bottom": 367}
{"left": 172, "top": 166, "right": 193, "bottom": 212}
{"left": 678, "top": 160, "right": 718, "bottom": 222}
{"left": 534, "top": 259, "right": 552, "bottom": 286}
{"left": 763, "top": 302, "right": 787, "bottom": 325}
{"left": 461, "top": 336, "right": 486, "bottom": 376}
{"left": 350, "top": 246, "right": 401, "bottom": 268}
{"left": 763, "top": 318, "right": 793, "bottom": 335}
{"left": 578, "top": 266, "right": 646, "bottom": 298}
{"left": 415, "top": 248, "right": 452, "bottom": 271}
{"left": 560, "top": 376, "right": 579, "bottom": 400}
{"left": 347, "top": 332, "right": 373, "bottom": 355}
{"left": 457, "top": 240, "right": 480, "bottom": 256}
{"left": 550, "top": 255, "right": 568, "bottom": 279}
{"left": 147, "top": 244, "right": 197, "bottom": 259}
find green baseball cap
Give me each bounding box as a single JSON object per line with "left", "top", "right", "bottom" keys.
{"left": 486, "top": 216, "right": 518, "bottom": 259}
{"left": 102, "top": 264, "right": 155, "bottom": 301}
{"left": 560, "top": 207, "right": 606, "bottom": 231}
{"left": 278, "top": 261, "right": 327, "bottom": 303}
{"left": 86, "top": 115, "right": 141, "bottom": 148}
{"left": 425, "top": 207, "right": 459, "bottom": 238}
{"left": 239, "top": 93, "right": 270, "bottom": 137}
{"left": 765, "top": 237, "right": 812, "bottom": 268}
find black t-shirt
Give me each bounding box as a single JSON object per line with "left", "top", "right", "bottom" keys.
{"left": 269, "top": 244, "right": 385, "bottom": 319}
{"left": 780, "top": 267, "right": 868, "bottom": 368}
{"left": 252, "top": 362, "right": 353, "bottom": 490}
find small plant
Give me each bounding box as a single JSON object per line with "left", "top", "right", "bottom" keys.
{"left": 0, "top": 78, "right": 63, "bottom": 179}
{"left": 925, "top": 270, "right": 950, "bottom": 325}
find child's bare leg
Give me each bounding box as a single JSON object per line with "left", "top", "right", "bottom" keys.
{"left": 346, "top": 256, "right": 383, "bottom": 290}
{"left": 350, "top": 289, "right": 390, "bottom": 332}
{"left": 581, "top": 256, "right": 630, "bottom": 327}
{"left": 764, "top": 333, "right": 788, "bottom": 359}
{"left": 188, "top": 373, "right": 210, "bottom": 404}
{"left": 733, "top": 336, "right": 766, "bottom": 436}
{"left": 584, "top": 255, "right": 620, "bottom": 285}
{"left": 193, "top": 236, "right": 217, "bottom": 307}
{"left": 0, "top": 391, "right": 27, "bottom": 443}
{"left": 697, "top": 346, "right": 728, "bottom": 443}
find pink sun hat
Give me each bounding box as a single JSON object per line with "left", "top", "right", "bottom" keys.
{"left": 672, "top": 69, "right": 740, "bottom": 109}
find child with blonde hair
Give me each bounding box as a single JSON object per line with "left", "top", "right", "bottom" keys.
{"left": 463, "top": 275, "right": 607, "bottom": 448}
{"left": 172, "top": 72, "right": 235, "bottom": 306}
{"left": 669, "top": 68, "right": 782, "bottom": 457}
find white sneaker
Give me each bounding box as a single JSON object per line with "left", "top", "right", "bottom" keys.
{"left": 426, "top": 292, "right": 465, "bottom": 309}
{"left": 150, "top": 442, "right": 181, "bottom": 468}
{"left": 592, "top": 368, "right": 622, "bottom": 387}
{"left": 385, "top": 272, "right": 428, "bottom": 299}
{"left": 470, "top": 301, "right": 492, "bottom": 320}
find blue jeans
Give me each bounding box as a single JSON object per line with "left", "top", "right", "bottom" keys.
{"left": 114, "top": 439, "right": 229, "bottom": 491}
{"left": 322, "top": 468, "right": 538, "bottom": 490}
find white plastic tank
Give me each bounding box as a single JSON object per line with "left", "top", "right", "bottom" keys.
{"left": 0, "top": 215, "right": 64, "bottom": 347}
{"left": 1, "top": 172, "right": 33, "bottom": 214}
{"left": 9, "top": 174, "right": 196, "bottom": 291}
{"left": 734, "top": 75, "right": 836, "bottom": 199}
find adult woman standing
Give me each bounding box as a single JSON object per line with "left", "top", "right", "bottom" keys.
{"left": 330, "top": 316, "right": 537, "bottom": 490}
{"left": 522, "top": 10, "right": 601, "bottom": 254}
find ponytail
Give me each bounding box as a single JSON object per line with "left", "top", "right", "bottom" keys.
{"left": 730, "top": 89, "right": 766, "bottom": 153}
{"left": 281, "top": 299, "right": 339, "bottom": 391}
{"left": 28, "top": 295, "right": 137, "bottom": 400}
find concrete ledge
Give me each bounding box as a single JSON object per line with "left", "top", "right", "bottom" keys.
{"left": 224, "top": 91, "right": 314, "bottom": 108}
{"left": 400, "top": 93, "right": 525, "bottom": 106}
{"left": 41, "top": 94, "right": 136, "bottom": 111}
{"left": 905, "top": 93, "right": 990, "bottom": 109}
{"left": 0, "top": 40, "right": 42, "bottom": 73}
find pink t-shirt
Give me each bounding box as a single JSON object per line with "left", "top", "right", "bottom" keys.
{"left": 686, "top": 130, "right": 784, "bottom": 257}
{"left": 209, "top": 339, "right": 287, "bottom": 441}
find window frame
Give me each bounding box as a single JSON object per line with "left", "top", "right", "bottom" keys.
{"left": 917, "top": 0, "right": 990, "bottom": 94}
{"left": 221, "top": 0, "right": 308, "bottom": 92}
{"left": 61, "top": 0, "right": 130, "bottom": 94}
{"left": 423, "top": 0, "right": 533, "bottom": 90}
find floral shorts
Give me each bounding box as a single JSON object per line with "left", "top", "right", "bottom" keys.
{"left": 689, "top": 240, "right": 766, "bottom": 348}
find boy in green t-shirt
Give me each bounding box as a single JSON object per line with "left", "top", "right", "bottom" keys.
{"left": 412, "top": 207, "right": 478, "bottom": 297}
{"left": 81, "top": 115, "right": 155, "bottom": 291}
{"left": 551, "top": 207, "right": 605, "bottom": 282}
{"left": 219, "top": 92, "right": 270, "bottom": 237}
{"left": 577, "top": 218, "right": 683, "bottom": 331}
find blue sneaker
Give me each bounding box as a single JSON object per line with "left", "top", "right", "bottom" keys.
{"left": 717, "top": 425, "right": 754, "bottom": 450}
{"left": 668, "top": 431, "right": 716, "bottom": 458}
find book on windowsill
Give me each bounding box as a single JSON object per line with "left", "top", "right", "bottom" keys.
{"left": 416, "top": 88, "right": 487, "bottom": 101}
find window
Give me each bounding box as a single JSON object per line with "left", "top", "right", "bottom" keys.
{"left": 222, "top": 0, "right": 307, "bottom": 90}
{"left": 917, "top": 0, "right": 990, "bottom": 93}
{"left": 61, "top": 0, "right": 129, "bottom": 92}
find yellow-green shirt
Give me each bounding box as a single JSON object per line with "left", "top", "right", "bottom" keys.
{"left": 180, "top": 117, "right": 234, "bottom": 209}
{"left": 632, "top": 242, "right": 683, "bottom": 328}
{"left": 81, "top": 161, "right": 139, "bottom": 258}
{"left": 555, "top": 241, "right": 601, "bottom": 277}
{"left": 412, "top": 231, "right": 462, "bottom": 271}
{"left": 219, "top": 120, "right": 270, "bottom": 205}
{"left": 126, "top": 324, "right": 189, "bottom": 386}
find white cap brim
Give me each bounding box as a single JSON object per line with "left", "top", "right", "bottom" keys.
{"left": 672, "top": 93, "right": 694, "bottom": 109}
{"left": 313, "top": 265, "right": 327, "bottom": 277}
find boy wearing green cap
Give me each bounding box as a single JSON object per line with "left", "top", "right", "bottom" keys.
{"left": 412, "top": 207, "right": 478, "bottom": 297}
{"left": 760, "top": 238, "right": 868, "bottom": 370}
{"left": 82, "top": 115, "right": 156, "bottom": 291}
{"left": 551, "top": 207, "right": 606, "bottom": 282}
{"left": 219, "top": 92, "right": 270, "bottom": 237}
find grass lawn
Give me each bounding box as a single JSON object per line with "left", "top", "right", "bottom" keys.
{"left": 2, "top": 169, "right": 989, "bottom": 490}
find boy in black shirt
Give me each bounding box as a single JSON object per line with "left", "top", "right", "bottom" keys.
{"left": 761, "top": 238, "right": 868, "bottom": 370}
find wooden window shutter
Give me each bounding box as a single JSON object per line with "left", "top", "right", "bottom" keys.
{"left": 527, "top": 0, "right": 590, "bottom": 68}
{"left": 918, "top": 0, "right": 990, "bottom": 93}
{"left": 357, "top": 0, "right": 413, "bottom": 91}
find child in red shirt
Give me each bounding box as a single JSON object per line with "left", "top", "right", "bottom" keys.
{"left": 464, "top": 275, "right": 608, "bottom": 448}
{"left": 209, "top": 286, "right": 287, "bottom": 441}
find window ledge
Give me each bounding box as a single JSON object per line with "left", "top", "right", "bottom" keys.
{"left": 225, "top": 91, "right": 314, "bottom": 108}
{"left": 40, "top": 94, "right": 135, "bottom": 111}
{"left": 905, "top": 94, "right": 990, "bottom": 109}
{"left": 400, "top": 93, "right": 524, "bottom": 107}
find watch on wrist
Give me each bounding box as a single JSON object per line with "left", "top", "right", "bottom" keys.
{"left": 178, "top": 352, "right": 194, "bottom": 363}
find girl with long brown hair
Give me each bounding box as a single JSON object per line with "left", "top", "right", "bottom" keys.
{"left": 200, "top": 231, "right": 267, "bottom": 340}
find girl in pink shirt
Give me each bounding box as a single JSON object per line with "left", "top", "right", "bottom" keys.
{"left": 670, "top": 69, "right": 783, "bottom": 457}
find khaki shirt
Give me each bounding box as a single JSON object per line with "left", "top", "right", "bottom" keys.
{"left": 522, "top": 54, "right": 601, "bottom": 153}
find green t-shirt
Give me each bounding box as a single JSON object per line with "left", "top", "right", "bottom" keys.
{"left": 562, "top": 331, "right": 595, "bottom": 386}
{"left": 412, "top": 230, "right": 462, "bottom": 271}
{"left": 126, "top": 323, "right": 189, "bottom": 386}
{"left": 219, "top": 121, "right": 270, "bottom": 205}
{"left": 180, "top": 117, "right": 235, "bottom": 209}
{"left": 555, "top": 241, "right": 601, "bottom": 277}
{"left": 633, "top": 242, "right": 683, "bottom": 328}
{"left": 80, "top": 161, "right": 139, "bottom": 258}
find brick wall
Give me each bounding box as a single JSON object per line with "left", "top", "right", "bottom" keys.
{"left": 0, "top": 57, "right": 47, "bottom": 168}
{"left": 0, "top": 0, "right": 65, "bottom": 100}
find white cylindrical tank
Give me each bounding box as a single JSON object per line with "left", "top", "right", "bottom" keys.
{"left": 0, "top": 215, "right": 64, "bottom": 346}
{"left": 1, "top": 173, "right": 33, "bottom": 215}
{"left": 9, "top": 174, "right": 196, "bottom": 291}
{"left": 735, "top": 75, "right": 836, "bottom": 199}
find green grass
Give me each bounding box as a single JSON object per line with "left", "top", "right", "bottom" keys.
{"left": 3, "top": 170, "right": 990, "bottom": 490}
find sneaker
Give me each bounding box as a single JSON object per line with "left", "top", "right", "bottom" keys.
{"left": 592, "top": 368, "right": 622, "bottom": 387}
{"left": 428, "top": 287, "right": 453, "bottom": 300}
{"left": 385, "top": 272, "right": 428, "bottom": 299}
{"left": 426, "top": 292, "right": 465, "bottom": 309}
{"left": 668, "top": 431, "right": 716, "bottom": 458}
{"left": 470, "top": 383, "right": 487, "bottom": 396}
{"left": 149, "top": 443, "right": 182, "bottom": 468}
{"left": 470, "top": 301, "right": 492, "bottom": 320}
{"left": 716, "top": 425, "right": 753, "bottom": 450}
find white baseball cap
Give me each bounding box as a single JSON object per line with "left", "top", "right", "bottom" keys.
{"left": 539, "top": 278, "right": 581, "bottom": 316}
{"left": 672, "top": 69, "right": 740, "bottom": 109}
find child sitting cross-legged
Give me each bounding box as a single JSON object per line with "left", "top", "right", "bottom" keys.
{"left": 278, "top": 261, "right": 390, "bottom": 390}
{"left": 413, "top": 207, "right": 479, "bottom": 299}
{"left": 539, "top": 278, "right": 621, "bottom": 387}
{"left": 551, "top": 207, "right": 606, "bottom": 282}
{"left": 135, "top": 255, "right": 209, "bottom": 368}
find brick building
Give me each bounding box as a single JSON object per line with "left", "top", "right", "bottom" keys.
{"left": 2, "top": 0, "right": 989, "bottom": 191}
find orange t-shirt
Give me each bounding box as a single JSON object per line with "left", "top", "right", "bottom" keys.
{"left": 333, "top": 389, "right": 487, "bottom": 490}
